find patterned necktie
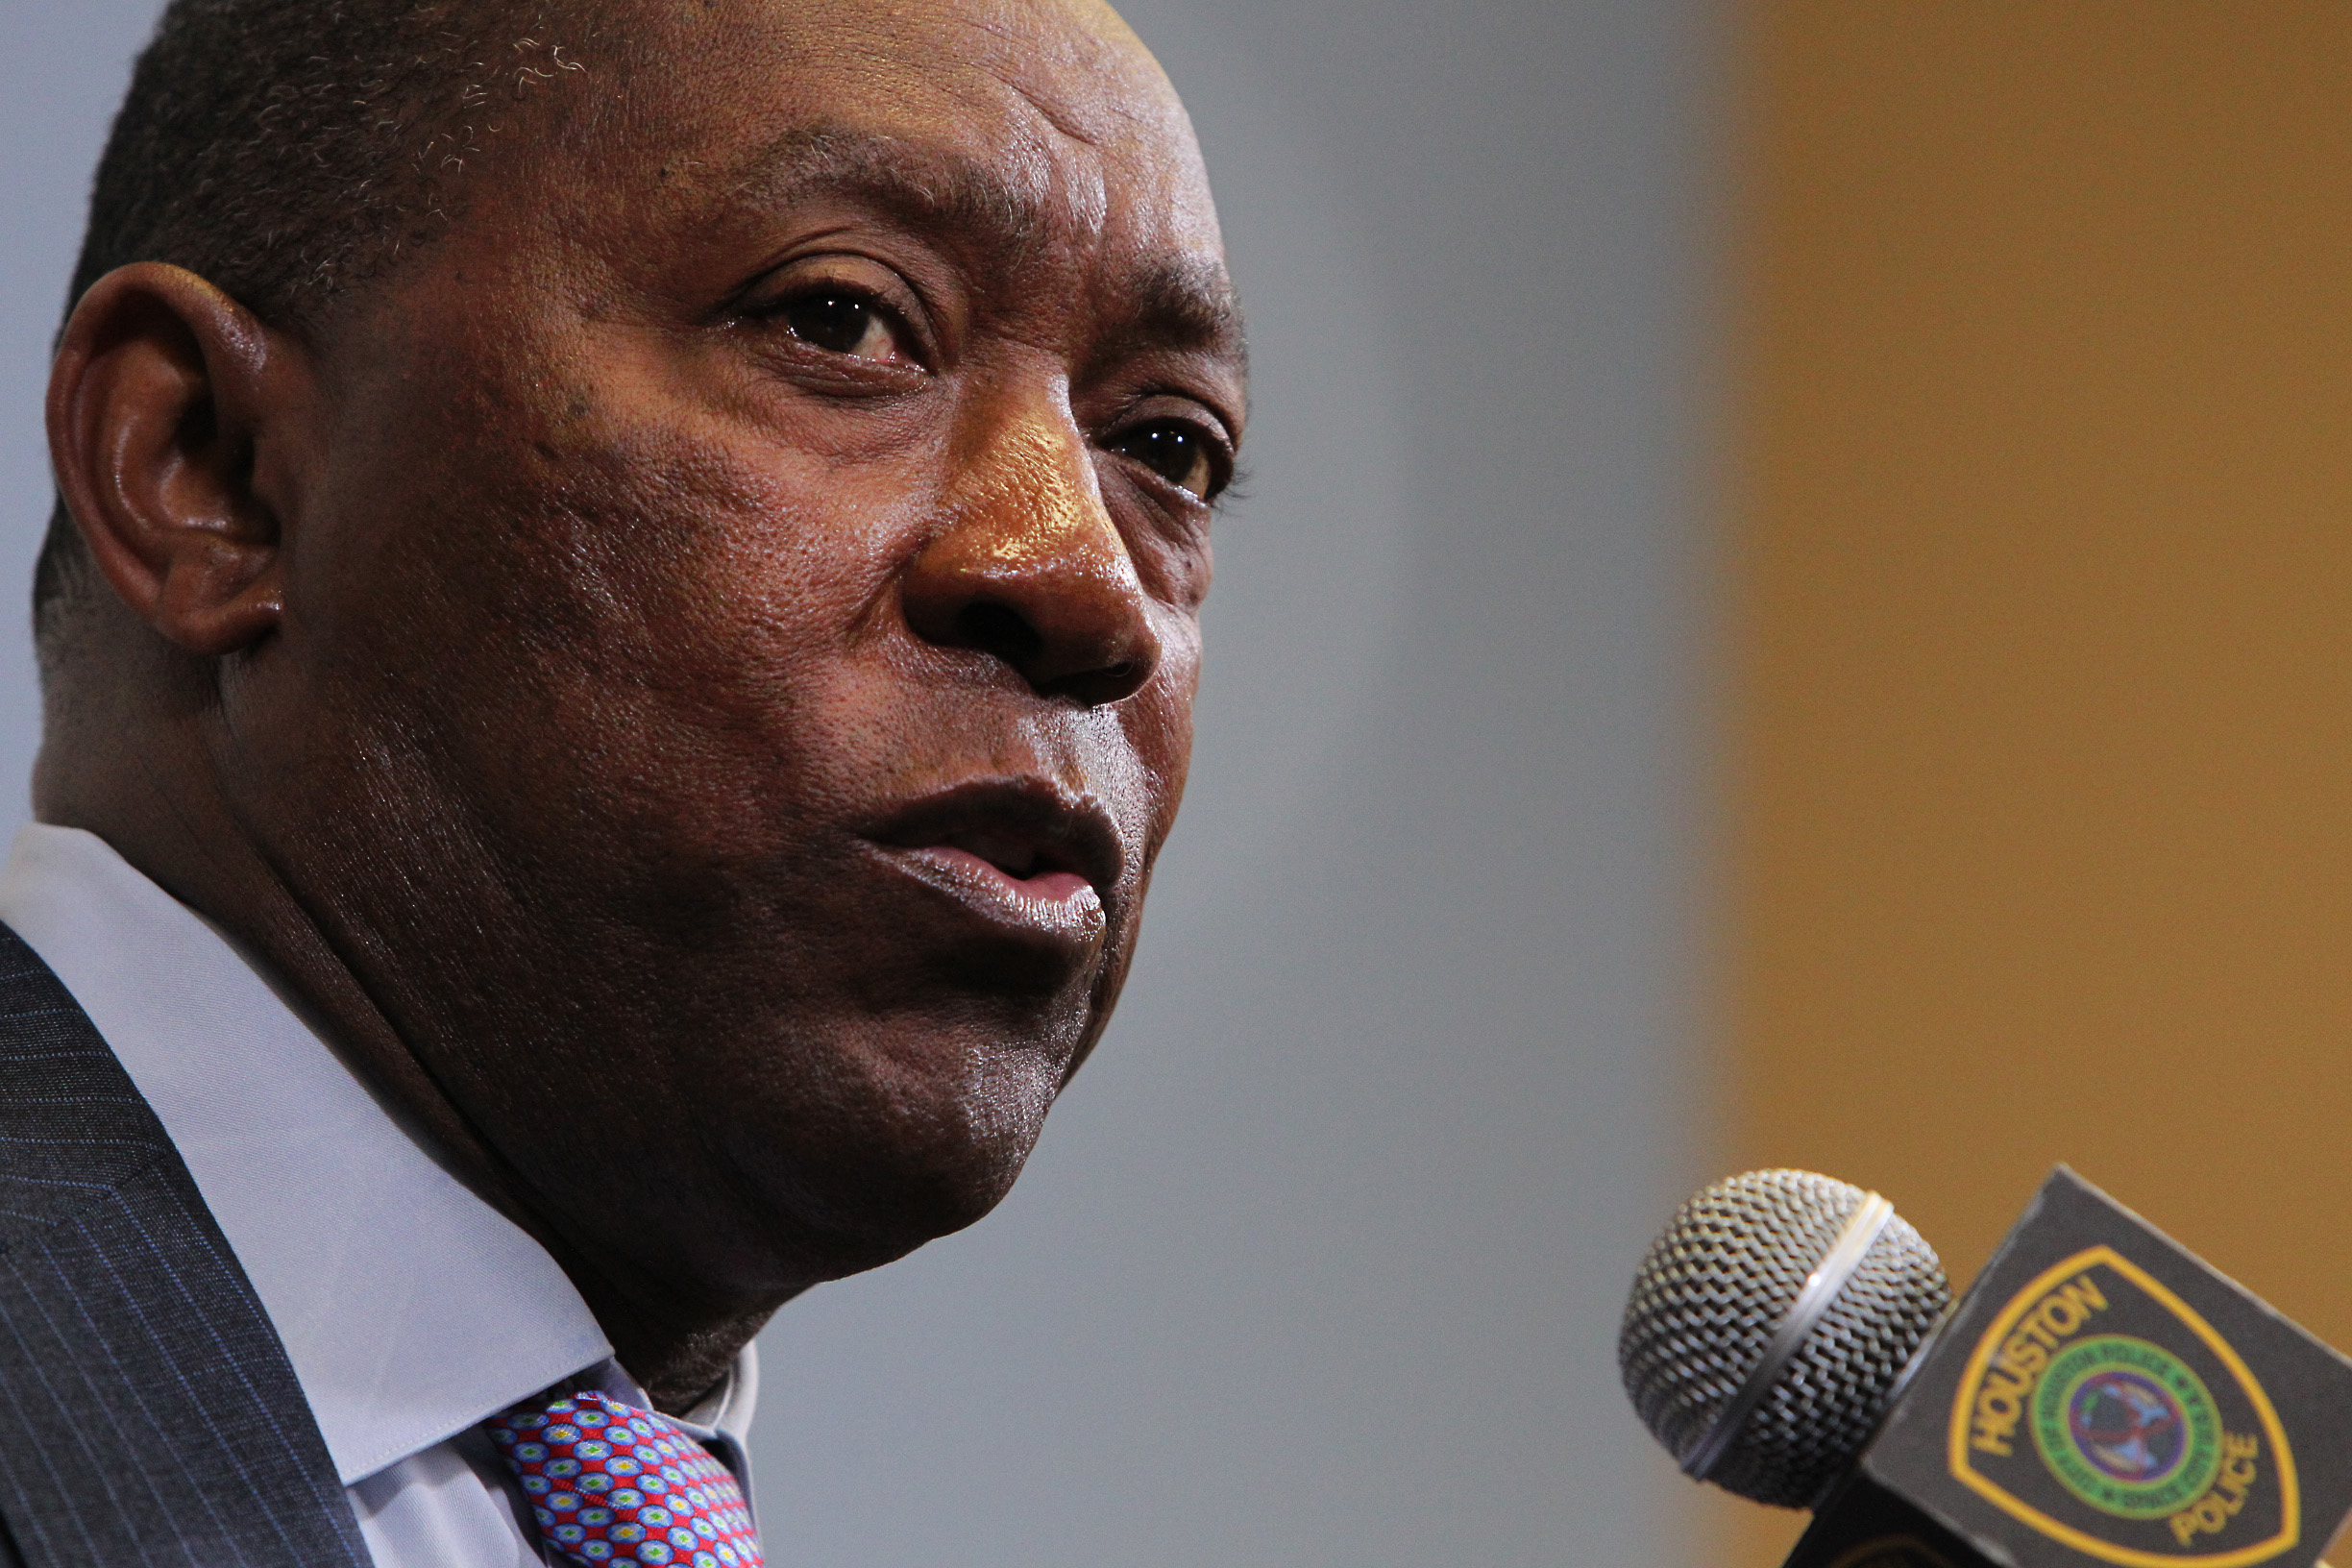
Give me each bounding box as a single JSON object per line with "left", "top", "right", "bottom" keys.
{"left": 487, "top": 1389, "right": 765, "bottom": 1568}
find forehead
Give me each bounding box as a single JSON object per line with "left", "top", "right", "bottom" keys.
{"left": 593, "top": 0, "right": 1226, "bottom": 272}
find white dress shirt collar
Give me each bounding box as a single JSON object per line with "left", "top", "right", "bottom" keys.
{"left": 0, "top": 823, "right": 644, "bottom": 1485}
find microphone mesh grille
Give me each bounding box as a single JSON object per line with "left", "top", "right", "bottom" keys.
{"left": 1618, "top": 1169, "right": 1949, "bottom": 1508}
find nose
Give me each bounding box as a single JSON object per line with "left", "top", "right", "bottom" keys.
{"left": 900, "top": 408, "right": 1161, "bottom": 706}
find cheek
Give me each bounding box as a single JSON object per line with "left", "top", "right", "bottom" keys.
{"left": 479, "top": 475, "right": 912, "bottom": 854}
{"left": 298, "top": 369, "right": 917, "bottom": 849}
{"left": 1115, "top": 506, "right": 1214, "bottom": 615}
{"left": 1118, "top": 636, "right": 1202, "bottom": 847}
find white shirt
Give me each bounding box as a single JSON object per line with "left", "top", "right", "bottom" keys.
{"left": 0, "top": 823, "right": 759, "bottom": 1567}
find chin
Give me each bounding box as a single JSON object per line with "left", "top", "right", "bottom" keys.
{"left": 716, "top": 1014, "right": 1075, "bottom": 1283}
{"left": 746, "top": 1132, "right": 1038, "bottom": 1286}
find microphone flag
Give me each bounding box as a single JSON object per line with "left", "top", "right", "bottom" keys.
{"left": 1787, "top": 1168, "right": 2352, "bottom": 1568}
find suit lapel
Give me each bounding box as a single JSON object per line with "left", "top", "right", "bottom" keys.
{"left": 0, "top": 925, "right": 370, "bottom": 1568}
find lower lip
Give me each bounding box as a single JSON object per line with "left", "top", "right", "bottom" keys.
{"left": 872, "top": 845, "right": 1107, "bottom": 943}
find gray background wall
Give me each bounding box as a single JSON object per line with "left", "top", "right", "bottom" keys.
{"left": 0, "top": 4, "right": 1712, "bottom": 1564}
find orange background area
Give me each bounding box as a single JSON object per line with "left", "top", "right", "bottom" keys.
{"left": 1721, "top": 5, "right": 2352, "bottom": 1564}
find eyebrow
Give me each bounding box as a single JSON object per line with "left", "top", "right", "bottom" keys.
{"left": 725, "top": 124, "right": 1248, "bottom": 361}
{"left": 1119, "top": 255, "right": 1249, "bottom": 361}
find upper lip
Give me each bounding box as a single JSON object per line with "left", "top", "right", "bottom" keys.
{"left": 862, "top": 778, "right": 1124, "bottom": 897}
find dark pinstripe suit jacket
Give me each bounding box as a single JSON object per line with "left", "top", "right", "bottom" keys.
{"left": 0, "top": 925, "right": 370, "bottom": 1567}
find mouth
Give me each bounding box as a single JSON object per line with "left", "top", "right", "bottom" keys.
{"left": 860, "top": 779, "right": 1123, "bottom": 943}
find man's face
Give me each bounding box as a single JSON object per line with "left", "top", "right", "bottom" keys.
{"left": 234, "top": 0, "right": 1242, "bottom": 1303}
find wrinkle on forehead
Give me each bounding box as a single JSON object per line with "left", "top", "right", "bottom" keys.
{"left": 600, "top": 0, "right": 1213, "bottom": 234}
{"left": 940, "top": 0, "right": 1174, "bottom": 138}
{"left": 723, "top": 124, "right": 1066, "bottom": 264}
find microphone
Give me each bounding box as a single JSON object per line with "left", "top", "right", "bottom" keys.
{"left": 1621, "top": 1169, "right": 1951, "bottom": 1508}
{"left": 1622, "top": 1167, "right": 2352, "bottom": 1568}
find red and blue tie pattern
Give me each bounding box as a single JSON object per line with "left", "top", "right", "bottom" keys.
{"left": 487, "top": 1390, "right": 764, "bottom": 1568}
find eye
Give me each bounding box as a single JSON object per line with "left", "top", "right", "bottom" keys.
{"left": 778, "top": 290, "right": 899, "bottom": 362}
{"left": 1107, "top": 420, "right": 1223, "bottom": 500}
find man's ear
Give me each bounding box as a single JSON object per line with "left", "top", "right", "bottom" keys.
{"left": 46, "top": 262, "right": 300, "bottom": 657}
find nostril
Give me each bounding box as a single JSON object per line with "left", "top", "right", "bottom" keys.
{"left": 1090, "top": 660, "right": 1144, "bottom": 698}
{"left": 953, "top": 601, "right": 1044, "bottom": 666}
